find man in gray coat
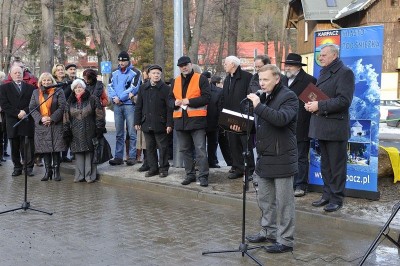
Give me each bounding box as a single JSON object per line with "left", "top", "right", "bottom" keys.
{"left": 305, "top": 44, "right": 355, "bottom": 212}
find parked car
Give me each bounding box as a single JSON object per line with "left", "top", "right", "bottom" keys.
{"left": 386, "top": 108, "right": 400, "bottom": 127}
{"left": 380, "top": 100, "right": 400, "bottom": 121}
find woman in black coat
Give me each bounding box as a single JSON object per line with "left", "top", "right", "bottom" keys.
{"left": 63, "top": 79, "right": 106, "bottom": 183}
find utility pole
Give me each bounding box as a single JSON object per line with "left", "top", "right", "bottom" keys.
{"left": 173, "top": 0, "right": 184, "bottom": 167}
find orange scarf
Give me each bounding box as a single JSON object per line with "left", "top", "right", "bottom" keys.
{"left": 39, "top": 88, "right": 55, "bottom": 116}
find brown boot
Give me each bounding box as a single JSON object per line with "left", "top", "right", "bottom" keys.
{"left": 136, "top": 149, "right": 142, "bottom": 163}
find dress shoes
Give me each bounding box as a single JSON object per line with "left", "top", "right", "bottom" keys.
{"left": 62, "top": 156, "right": 72, "bottom": 163}
{"left": 265, "top": 243, "right": 293, "bottom": 253}
{"left": 26, "top": 169, "right": 34, "bottom": 177}
{"left": 159, "top": 172, "right": 168, "bottom": 178}
{"left": 294, "top": 188, "right": 306, "bottom": 197}
{"left": 12, "top": 170, "right": 22, "bottom": 176}
{"left": 3, "top": 152, "right": 10, "bottom": 157}
{"left": 145, "top": 170, "right": 159, "bottom": 177}
{"left": 181, "top": 176, "right": 196, "bottom": 185}
{"left": 246, "top": 233, "right": 276, "bottom": 244}
{"left": 324, "top": 203, "right": 342, "bottom": 212}
{"left": 228, "top": 167, "right": 236, "bottom": 173}
{"left": 138, "top": 164, "right": 150, "bottom": 172}
{"left": 109, "top": 158, "right": 123, "bottom": 165}
{"left": 209, "top": 164, "right": 221, "bottom": 168}
{"left": 312, "top": 198, "right": 329, "bottom": 207}
{"left": 228, "top": 171, "right": 243, "bottom": 179}
{"left": 198, "top": 177, "right": 208, "bottom": 187}
{"left": 126, "top": 159, "right": 137, "bottom": 166}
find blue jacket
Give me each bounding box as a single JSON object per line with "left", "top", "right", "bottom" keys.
{"left": 108, "top": 64, "right": 141, "bottom": 105}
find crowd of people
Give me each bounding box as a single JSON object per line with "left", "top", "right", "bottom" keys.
{"left": 0, "top": 45, "right": 355, "bottom": 253}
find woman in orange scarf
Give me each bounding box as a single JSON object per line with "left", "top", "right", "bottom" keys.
{"left": 29, "top": 72, "right": 67, "bottom": 181}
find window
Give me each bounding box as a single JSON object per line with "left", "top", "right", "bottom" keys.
{"left": 87, "top": 56, "right": 98, "bottom": 63}
{"left": 326, "top": 0, "right": 337, "bottom": 7}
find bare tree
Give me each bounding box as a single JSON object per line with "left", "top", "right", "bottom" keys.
{"left": 153, "top": 0, "right": 165, "bottom": 69}
{"left": 40, "top": 0, "right": 55, "bottom": 73}
{"left": 188, "top": 0, "right": 205, "bottom": 63}
{"left": 93, "top": 0, "right": 143, "bottom": 67}
{"left": 182, "top": 0, "right": 191, "bottom": 52}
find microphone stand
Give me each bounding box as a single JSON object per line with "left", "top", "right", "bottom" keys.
{"left": 0, "top": 86, "right": 62, "bottom": 216}
{"left": 202, "top": 99, "right": 264, "bottom": 265}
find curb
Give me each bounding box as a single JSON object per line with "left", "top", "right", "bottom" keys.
{"left": 61, "top": 165, "right": 400, "bottom": 238}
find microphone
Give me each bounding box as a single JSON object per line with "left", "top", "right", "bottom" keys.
{"left": 43, "top": 80, "right": 73, "bottom": 89}
{"left": 240, "top": 90, "right": 264, "bottom": 103}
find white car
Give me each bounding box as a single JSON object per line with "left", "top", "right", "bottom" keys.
{"left": 380, "top": 100, "right": 400, "bottom": 121}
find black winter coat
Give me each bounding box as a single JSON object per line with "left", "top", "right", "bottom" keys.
{"left": 309, "top": 58, "right": 355, "bottom": 141}
{"left": 169, "top": 71, "right": 210, "bottom": 131}
{"left": 221, "top": 66, "right": 253, "bottom": 113}
{"left": 206, "top": 84, "right": 222, "bottom": 132}
{"left": 281, "top": 69, "right": 317, "bottom": 141}
{"left": 134, "top": 80, "right": 173, "bottom": 133}
{"left": 63, "top": 90, "right": 106, "bottom": 153}
{"left": 0, "top": 81, "right": 36, "bottom": 138}
{"left": 254, "top": 82, "right": 298, "bottom": 178}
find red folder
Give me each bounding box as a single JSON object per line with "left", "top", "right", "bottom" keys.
{"left": 299, "top": 83, "right": 329, "bottom": 103}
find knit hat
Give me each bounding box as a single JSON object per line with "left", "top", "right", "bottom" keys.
{"left": 118, "top": 51, "right": 130, "bottom": 62}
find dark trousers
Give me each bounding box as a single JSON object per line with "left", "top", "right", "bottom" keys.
{"left": 218, "top": 129, "right": 232, "bottom": 166}
{"left": 143, "top": 131, "right": 170, "bottom": 173}
{"left": 294, "top": 140, "right": 310, "bottom": 190}
{"left": 319, "top": 140, "right": 347, "bottom": 205}
{"left": 228, "top": 132, "right": 255, "bottom": 174}
{"left": 206, "top": 130, "right": 219, "bottom": 166}
{"left": 10, "top": 136, "right": 34, "bottom": 170}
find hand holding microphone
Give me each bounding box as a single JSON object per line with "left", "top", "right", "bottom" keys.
{"left": 246, "top": 90, "right": 263, "bottom": 108}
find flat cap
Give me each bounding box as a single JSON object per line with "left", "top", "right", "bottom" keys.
{"left": 148, "top": 64, "right": 163, "bottom": 72}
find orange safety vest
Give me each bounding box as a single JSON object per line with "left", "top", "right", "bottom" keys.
{"left": 173, "top": 73, "right": 207, "bottom": 118}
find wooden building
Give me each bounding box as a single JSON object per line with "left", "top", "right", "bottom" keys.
{"left": 286, "top": 0, "right": 400, "bottom": 98}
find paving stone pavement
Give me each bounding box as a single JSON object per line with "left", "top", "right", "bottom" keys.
{"left": 0, "top": 160, "right": 399, "bottom": 266}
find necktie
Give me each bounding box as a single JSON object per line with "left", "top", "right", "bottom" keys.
{"left": 16, "top": 82, "right": 21, "bottom": 92}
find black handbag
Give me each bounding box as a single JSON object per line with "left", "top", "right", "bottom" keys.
{"left": 92, "top": 136, "right": 113, "bottom": 164}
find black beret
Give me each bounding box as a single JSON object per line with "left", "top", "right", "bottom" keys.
{"left": 177, "top": 56, "right": 191, "bottom": 66}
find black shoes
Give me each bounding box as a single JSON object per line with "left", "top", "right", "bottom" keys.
{"left": 126, "top": 159, "right": 137, "bottom": 166}
{"left": 228, "top": 171, "right": 243, "bottom": 179}
{"left": 26, "top": 169, "right": 34, "bottom": 177}
{"left": 312, "top": 198, "right": 329, "bottom": 207}
{"left": 12, "top": 169, "right": 22, "bottom": 176}
{"left": 145, "top": 170, "right": 159, "bottom": 177}
{"left": 198, "top": 177, "right": 208, "bottom": 187}
{"left": 209, "top": 164, "right": 221, "bottom": 168}
{"left": 62, "top": 156, "right": 72, "bottom": 163}
{"left": 246, "top": 233, "right": 276, "bottom": 244}
{"left": 159, "top": 172, "right": 168, "bottom": 178}
{"left": 324, "top": 203, "right": 342, "bottom": 212}
{"left": 181, "top": 176, "right": 196, "bottom": 185}
{"left": 3, "top": 152, "right": 10, "bottom": 157}
{"left": 138, "top": 165, "right": 150, "bottom": 172}
{"left": 109, "top": 158, "right": 123, "bottom": 165}
{"left": 265, "top": 243, "right": 293, "bottom": 253}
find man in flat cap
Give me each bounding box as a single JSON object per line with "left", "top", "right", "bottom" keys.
{"left": 169, "top": 56, "right": 211, "bottom": 187}
{"left": 108, "top": 51, "right": 141, "bottom": 166}
{"left": 65, "top": 64, "right": 78, "bottom": 81}
{"left": 281, "top": 53, "right": 317, "bottom": 197}
{"left": 134, "top": 64, "right": 173, "bottom": 177}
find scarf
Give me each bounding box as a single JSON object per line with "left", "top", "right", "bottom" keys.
{"left": 39, "top": 87, "right": 55, "bottom": 116}
{"left": 75, "top": 91, "right": 84, "bottom": 103}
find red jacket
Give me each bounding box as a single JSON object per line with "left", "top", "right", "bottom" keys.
{"left": 4, "top": 71, "right": 38, "bottom": 88}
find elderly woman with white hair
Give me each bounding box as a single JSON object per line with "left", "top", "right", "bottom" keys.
{"left": 63, "top": 79, "right": 106, "bottom": 183}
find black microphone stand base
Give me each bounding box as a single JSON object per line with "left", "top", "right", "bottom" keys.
{"left": 202, "top": 243, "right": 265, "bottom": 266}
{"left": 0, "top": 201, "right": 53, "bottom": 215}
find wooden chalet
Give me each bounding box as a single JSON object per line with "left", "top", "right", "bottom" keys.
{"left": 286, "top": 0, "right": 400, "bottom": 98}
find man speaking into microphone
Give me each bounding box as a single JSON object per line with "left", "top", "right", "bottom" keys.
{"left": 242, "top": 64, "right": 298, "bottom": 253}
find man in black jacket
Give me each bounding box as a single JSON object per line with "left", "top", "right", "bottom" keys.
{"left": 306, "top": 44, "right": 355, "bottom": 212}
{"left": 281, "top": 53, "right": 317, "bottom": 197}
{"left": 249, "top": 55, "right": 271, "bottom": 93}
{"left": 244, "top": 64, "right": 298, "bottom": 253}
{"left": 222, "top": 55, "right": 254, "bottom": 179}
{"left": 134, "top": 64, "right": 173, "bottom": 177}
{"left": 169, "top": 56, "right": 210, "bottom": 187}
{"left": 0, "top": 66, "right": 36, "bottom": 176}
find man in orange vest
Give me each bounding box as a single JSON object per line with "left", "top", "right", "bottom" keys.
{"left": 169, "top": 56, "right": 211, "bottom": 187}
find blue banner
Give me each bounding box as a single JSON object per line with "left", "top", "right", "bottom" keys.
{"left": 310, "top": 25, "right": 384, "bottom": 198}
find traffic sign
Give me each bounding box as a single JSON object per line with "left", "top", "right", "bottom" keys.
{"left": 100, "top": 61, "right": 112, "bottom": 74}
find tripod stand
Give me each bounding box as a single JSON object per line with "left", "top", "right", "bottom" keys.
{"left": 359, "top": 201, "right": 400, "bottom": 265}
{"left": 202, "top": 101, "right": 264, "bottom": 265}
{"left": 0, "top": 86, "right": 60, "bottom": 216}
